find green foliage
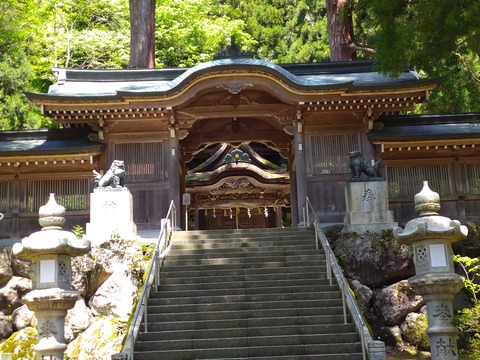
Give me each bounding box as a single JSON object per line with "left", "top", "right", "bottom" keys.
{"left": 155, "top": 0, "right": 256, "bottom": 67}
{"left": 72, "top": 224, "right": 85, "bottom": 239}
{"left": 0, "top": 0, "right": 49, "bottom": 130}
{"left": 39, "top": 0, "right": 131, "bottom": 69}
{"left": 360, "top": 0, "right": 480, "bottom": 113}
{"left": 454, "top": 255, "right": 480, "bottom": 302}
{"left": 454, "top": 255, "right": 480, "bottom": 355}
{"left": 217, "top": 0, "right": 330, "bottom": 63}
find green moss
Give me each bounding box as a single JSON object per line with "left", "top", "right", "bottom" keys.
{"left": 402, "top": 313, "right": 429, "bottom": 350}
{"left": 0, "top": 327, "right": 37, "bottom": 360}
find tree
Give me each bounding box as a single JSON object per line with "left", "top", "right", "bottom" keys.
{"left": 129, "top": 0, "right": 156, "bottom": 68}
{"left": 217, "top": 0, "right": 330, "bottom": 63}
{"left": 326, "top": 0, "right": 356, "bottom": 61}
{"left": 155, "top": 0, "right": 255, "bottom": 68}
{"left": 40, "top": 0, "right": 130, "bottom": 69}
{"left": 0, "top": 0, "right": 48, "bottom": 130}
{"left": 358, "top": 0, "right": 480, "bottom": 112}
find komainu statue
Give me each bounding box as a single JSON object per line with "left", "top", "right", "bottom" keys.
{"left": 93, "top": 160, "right": 126, "bottom": 189}
{"left": 348, "top": 150, "right": 382, "bottom": 180}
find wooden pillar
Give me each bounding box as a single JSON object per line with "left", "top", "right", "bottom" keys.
{"left": 294, "top": 118, "right": 307, "bottom": 226}
{"left": 290, "top": 168, "right": 298, "bottom": 227}
{"left": 169, "top": 137, "right": 181, "bottom": 228}
{"left": 275, "top": 206, "right": 282, "bottom": 227}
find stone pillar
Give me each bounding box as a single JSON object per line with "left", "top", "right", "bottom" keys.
{"left": 393, "top": 181, "right": 466, "bottom": 360}
{"left": 12, "top": 194, "right": 91, "bottom": 360}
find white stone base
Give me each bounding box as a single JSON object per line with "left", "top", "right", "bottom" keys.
{"left": 86, "top": 188, "right": 137, "bottom": 244}
{"left": 342, "top": 181, "right": 397, "bottom": 233}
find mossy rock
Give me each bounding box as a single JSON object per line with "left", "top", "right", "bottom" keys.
{"left": 0, "top": 327, "right": 36, "bottom": 360}
{"left": 65, "top": 317, "right": 125, "bottom": 360}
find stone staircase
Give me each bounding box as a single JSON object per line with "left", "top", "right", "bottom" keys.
{"left": 134, "top": 227, "right": 364, "bottom": 359}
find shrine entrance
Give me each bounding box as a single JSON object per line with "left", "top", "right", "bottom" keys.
{"left": 180, "top": 115, "right": 294, "bottom": 230}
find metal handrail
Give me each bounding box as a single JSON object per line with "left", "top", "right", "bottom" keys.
{"left": 304, "top": 196, "right": 384, "bottom": 360}
{"left": 121, "top": 200, "right": 177, "bottom": 360}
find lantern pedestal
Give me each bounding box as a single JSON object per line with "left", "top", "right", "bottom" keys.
{"left": 343, "top": 181, "right": 397, "bottom": 233}
{"left": 86, "top": 187, "right": 137, "bottom": 244}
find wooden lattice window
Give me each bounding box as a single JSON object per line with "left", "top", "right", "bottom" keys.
{"left": 309, "top": 134, "right": 360, "bottom": 175}
{"left": 115, "top": 142, "right": 167, "bottom": 183}
{"left": 386, "top": 164, "right": 453, "bottom": 199}
{"left": 21, "top": 178, "right": 91, "bottom": 213}
{"left": 0, "top": 180, "right": 11, "bottom": 213}
{"left": 465, "top": 163, "right": 480, "bottom": 196}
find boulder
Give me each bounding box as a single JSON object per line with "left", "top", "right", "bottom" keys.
{"left": 332, "top": 231, "right": 415, "bottom": 287}
{"left": 11, "top": 304, "right": 35, "bottom": 331}
{"left": 373, "top": 280, "right": 423, "bottom": 326}
{"left": 400, "top": 308, "right": 429, "bottom": 350}
{"left": 11, "top": 254, "right": 31, "bottom": 278}
{"left": 65, "top": 317, "right": 124, "bottom": 359}
{"left": 0, "top": 248, "right": 13, "bottom": 287}
{"left": 65, "top": 299, "right": 94, "bottom": 343}
{"left": 88, "top": 263, "right": 138, "bottom": 322}
{"left": 350, "top": 279, "right": 373, "bottom": 314}
{"left": 0, "top": 276, "right": 32, "bottom": 315}
{"left": 0, "top": 311, "right": 12, "bottom": 340}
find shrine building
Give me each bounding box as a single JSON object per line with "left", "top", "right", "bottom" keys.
{"left": 1, "top": 51, "right": 480, "bottom": 238}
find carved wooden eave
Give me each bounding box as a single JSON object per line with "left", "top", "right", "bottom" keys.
{"left": 187, "top": 174, "right": 290, "bottom": 209}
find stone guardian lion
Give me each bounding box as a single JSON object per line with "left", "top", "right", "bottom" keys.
{"left": 93, "top": 160, "right": 126, "bottom": 189}
{"left": 348, "top": 150, "right": 382, "bottom": 179}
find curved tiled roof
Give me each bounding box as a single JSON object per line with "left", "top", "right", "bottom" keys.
{"left": 26, "top": 59, "right": 431, "bottom": 101}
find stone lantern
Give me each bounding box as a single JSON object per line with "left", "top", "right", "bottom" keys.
{"left": 13, "top": 194, "right": 91, "bottom": 360}
{"left": 393, "top": 181, "right": 466, "bottom": 360}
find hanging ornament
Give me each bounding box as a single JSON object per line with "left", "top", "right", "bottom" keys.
{"left": 264, "top": 207, "right": 269, "bottom": 217}
{"left": 230, "top": 208, "right": 233, "bottom": 219}
{"left": 247, "top": 208, "right": 251, "bottom": 218}
{"left": 213, "top": 208, "right": 216, "bottom": 218}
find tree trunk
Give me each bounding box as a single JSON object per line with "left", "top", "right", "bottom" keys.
{"left": 129, "top": 0, "right": 155, "bottom": 69}
{"left": 326, "top": 0, "right": 356, "bottom": 61}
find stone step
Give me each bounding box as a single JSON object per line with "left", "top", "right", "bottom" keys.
{"left": 159, "top": 270, "right": 328, "bottom": 285}
{"left": 152, "top": 285, "right": 341, "bottom": 299}
{"left": 157, "top": 277, "right": 330, "bottom": 292}
{"left": 136, "top": 332, "right": 360, "bottom": 351}
{"left": 138, "top": 323, "right": 357, "bottom": 341}
{"left": 143, "top": 314, "right": 352, "bottom": 332}
{"left": 147, "top": 298, "right": 343, "bottom": 314}
{"left": 159, "top": 265, "right": 328, "bottom": 278}
{"left": 148, "top": 290, "right": 341, "bottom": 307}
{"left": 134, "top": 342, "right": 362, "bottom": 360}
{"left": 146, "top": 306, "right": 345, "bottom": 323}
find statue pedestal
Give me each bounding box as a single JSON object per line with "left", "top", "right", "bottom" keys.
{"left": 343, "top": 181, "right": 397, "bottom": 233}
{"left": 86, "top": 188, "right": 137, "bottom": 244}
